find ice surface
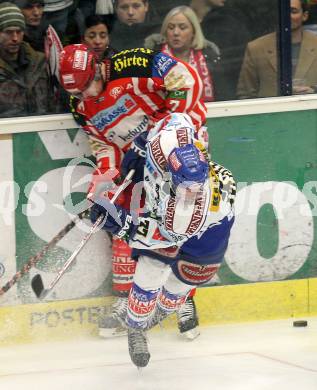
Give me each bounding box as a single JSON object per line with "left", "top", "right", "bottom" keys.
{"left": 0, "top": 317, "right": 316, "bottom": 390}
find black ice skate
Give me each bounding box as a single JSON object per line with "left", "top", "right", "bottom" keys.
{"left": 177, "top": 296, "right": 200, "bottom": 340}
{"left": 98, "top": 297, "right": 128, "bottom": 338}
{"left": 128, "top": 328, "right": 150, "bottom": 368}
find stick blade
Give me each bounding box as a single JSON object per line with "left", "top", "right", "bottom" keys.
{"left": 31, "top": 274, "right": 45, "bottom": 299}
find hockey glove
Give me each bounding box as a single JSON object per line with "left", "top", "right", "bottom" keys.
{"left": 90, "top": 198, "right": 138, "bottom": 240}
{"left": 121, "top": 131, "right": 148, "bottom": 182}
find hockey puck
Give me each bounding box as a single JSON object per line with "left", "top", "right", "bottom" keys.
{"left": 293, "top": 320, "right": 308, "bottom": 327}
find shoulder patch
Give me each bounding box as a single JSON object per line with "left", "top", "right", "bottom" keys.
{"left": 153, "top": 52, "right": 177, "bottom": 77}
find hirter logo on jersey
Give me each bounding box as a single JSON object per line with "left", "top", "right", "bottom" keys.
{"left": 73, "top": 50, "right": 88, "bottom": 70}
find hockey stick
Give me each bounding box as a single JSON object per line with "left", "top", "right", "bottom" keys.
{"left": 31, "top": 169, "right": 135, "bottom": 300}
{"left": 0, "top": 209, "right": 89, "bottom": 296}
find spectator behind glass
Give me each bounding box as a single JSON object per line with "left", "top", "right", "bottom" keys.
{"left": 13, "top": 0, "right": 47, "bottom": 51}
{"left": 95, "top": 0, "right": 113, "bottom": 15}
{"left": 43, "top": 0, "right": 73, "bottom": 36}
{"left": 149, "top": 0, "right": 190, "bottom": 22}
{"left": 237, "top": 0, "right": 317, "bottom": 98}
{"left": 191, "top": 0, "right": 250, "bottom": 100}
{"left": 83, "top": 14, "right": 116, "bottom": 60}
{"left": 226, "top": 0, "right": 277, "bottom": 40}
{"left": 144, "top": 5, "right": 225, "bottom": 102}
{"left": 0, "top": 2, "right": 54, "bottom": 117}
{"left": 110, "top": 0, "right": 161, "bottom": 51}
{"left": 304, "top": 0, "right": 317, "bottom": 35}
{"left": 79, "top": 0, "right": 96, "bottom": 18}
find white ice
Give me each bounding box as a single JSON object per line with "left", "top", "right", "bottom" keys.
{"left": 0, "top": 317, "right": 316, "bottom": 390}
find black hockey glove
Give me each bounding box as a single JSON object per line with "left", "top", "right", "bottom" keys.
{"left": 90, "top": 198, "right": 138, "bottom": 240}
{"left": 121, "top": 131, "right": 147, "bottom": 182}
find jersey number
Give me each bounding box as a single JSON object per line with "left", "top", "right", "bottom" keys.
{"left": 136, "top": 219, "right": 150, "bottom": 237}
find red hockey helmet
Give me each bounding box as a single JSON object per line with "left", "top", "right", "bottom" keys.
{"left": 59, "top": 44, "right": 98, "bottom": 93}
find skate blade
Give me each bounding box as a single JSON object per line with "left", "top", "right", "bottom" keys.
{"left": 99, "top": 327, "right": 127, "bottom": 338}
{"left": 180, "top": 327, "right": 200, "bottom": 341}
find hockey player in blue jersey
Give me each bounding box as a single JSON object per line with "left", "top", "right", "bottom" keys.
{"left": 90, "top": 113, "right": 236, "bottom": 368}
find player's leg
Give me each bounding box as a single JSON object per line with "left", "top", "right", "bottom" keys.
{"left": 98, "top": 182, "right": 141, "bottom": 337}
{"left": 126, "top": 255, "right": 171, "bottom": 368}
{"left": 174, "top": 215, "right": 235, "bottom": 339}
{"left": 98, "top": 237, "right": 136, "bottom": 337}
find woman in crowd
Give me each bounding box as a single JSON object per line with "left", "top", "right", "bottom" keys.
{"left": 144, "top": 5, "right": 225, "bottom": 101}
{"left": 82, "top": 14, "right": 116, "bottom": 60}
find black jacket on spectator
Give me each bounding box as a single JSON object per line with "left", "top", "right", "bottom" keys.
{"left": 149, "top": 0, "right": 190, "bottom": 22}
{"left": 0, "top": 41, "right": 54, "bottom": 117}
{"left": 201, "top": 6, "right": 250, "bottom": 100}
{"left": 110, "top": 15, "right": 161, "bottom": 52}
{"left": 23, "top": 21, "right": 48, "bottom": 52}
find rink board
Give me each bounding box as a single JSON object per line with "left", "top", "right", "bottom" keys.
{"left": 0, "top": 277, "right": 316, "bottom": 346}
{"left": 1, "top": 103, "right": 317, "bottom": 345}
{"left": 2, "top": 108, "right": 317, "bottom": 306}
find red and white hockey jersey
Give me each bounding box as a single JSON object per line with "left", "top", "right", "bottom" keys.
{"left": 70, "top": 48, "right": 206, "bottom": 177}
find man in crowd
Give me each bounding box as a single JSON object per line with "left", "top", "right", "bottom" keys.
{"left": 14, "top": 0, "right": 47, "bottom": 52}
{"left": 237, "top": 0, "right": 317, "bottom": 98}
{"left": 110, "top": 0, "right": 161, "bottom": 51}
{"left": 0, "top": 2, "right": 54, "bottom": 117}
{"left": 190, "top": 0, "right": 250, "bottom": 100}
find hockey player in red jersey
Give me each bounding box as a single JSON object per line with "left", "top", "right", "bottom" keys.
{"left": 58, "top": 44, "right": 207, "bottom": 338}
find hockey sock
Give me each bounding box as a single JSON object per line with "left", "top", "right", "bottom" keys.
{"left": 112, "top": 238, "right": 136, "bottom": 295}
{"left": 126, "top": 283, "right": 159, "bottom": 329}
{"left": 157, "top": 287, "right": 188, "bottom": 316}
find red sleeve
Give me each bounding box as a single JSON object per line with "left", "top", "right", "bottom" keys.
{"left": 162, "top": 59, "right": 207, "bottom": 130}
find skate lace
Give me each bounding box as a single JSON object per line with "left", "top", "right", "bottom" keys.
{"left": 113, "top": 298, "right": 128, "bottom": 319}
{"left": 147, "top": 306, "right": 168, "bottom": 329}
{"left": 130, "top": 329, "right": 148, "bottom": 354}
{"left": 178, "top": 298, "right": 195, "bottom": 323}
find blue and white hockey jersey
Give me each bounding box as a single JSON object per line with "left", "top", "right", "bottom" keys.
{"left": 129, "top": 113, "right": 236, "bottom": 262}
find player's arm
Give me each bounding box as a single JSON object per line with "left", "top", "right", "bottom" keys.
{"left": 69, "top": 96, "right": 123, "bottom": 199}
{"left": 87, "top": 135, "right": 123, "bottom": 199}
{"left": 152, "top": 52, "right": 207, "bottom": 129}
{"left": 90, "top": 196, "right": 182, "bottom": 249}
